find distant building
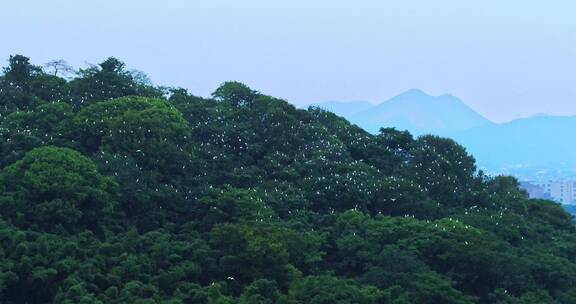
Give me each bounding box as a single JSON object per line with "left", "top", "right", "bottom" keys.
{"left": 520, "top": 182, "right": 547, "bottom": 200}
{"left": 552, "top": 181, "right": 574, "bottom": 204}
{"left": 524, "top": 180, "right": 576, "bottom": 204}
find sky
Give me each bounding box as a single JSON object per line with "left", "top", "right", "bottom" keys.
{"left": 2, "top": 0, "right": 575, "bottom": 123}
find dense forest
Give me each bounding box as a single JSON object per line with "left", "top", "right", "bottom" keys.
{"left": 0, "top": 54, "right": 575, "bottom": 304}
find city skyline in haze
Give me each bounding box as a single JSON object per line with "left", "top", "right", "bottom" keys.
{"left": 2, "top": 0, "right": 576, "bottom": 123}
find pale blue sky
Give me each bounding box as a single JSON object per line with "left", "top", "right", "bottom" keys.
{"left": 2, "top": 0, "right": 575, "bottom": 122}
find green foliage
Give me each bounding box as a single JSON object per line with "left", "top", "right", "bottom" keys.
{"left": 0, "top": 55, "right": 575, "bottom": 303}
{"left": 209, "top": 222, "right": 323, "bottom": 286}
{"left": 3, "top": 55, "right": 40, "bottom": 90}
{"left": 286, "top": 275, "right": 388, "bottom": 304}
{"left": 197, "top": 187, "right": 274, "bottom": 228}
{"left": 212, "top": 81, "right": 258, "bottom": 107}
{"left": 410, "top": 135, "right": 477, "bottom": 207}
{"left": 69, "top": 57, "right": 163, "bottom": 108}
{"left": 0, "top": 101, "right": 74, "bottom": 168}
{"left": 31, "top": 74, "right": 70, "bottom": 102}
{"left": 363, "top": 127, "right": 415, "bottom": 174}
{"left": 0, "top": 146, "right": 117, "bottom": 232}
{"left": 0, "top": 55, "right": 43, "bottom": 112}
{"left": 238, "top": 279, "right": 281, "bottom": 304}
{"left": 72, "top": 96, "right": 193, "bottom": 179}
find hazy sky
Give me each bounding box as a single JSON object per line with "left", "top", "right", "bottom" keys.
{"left": 2, "top": 1, "right": 575, "bottom": 122}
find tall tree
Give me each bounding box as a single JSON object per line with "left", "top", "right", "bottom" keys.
{"left": 44, "top": 59, "right": 75, "bottom": 77}
{"left": 69, "top": 57, "right": 162, "bottom": 108}
{"left": 0, "top": 146, "right": 118, "bottom": 232}
{"left": 212, "top": 81, "right": 258, "bottom": 107}
{"left": 0, "top": 54, "right": 43, "bottom": 111}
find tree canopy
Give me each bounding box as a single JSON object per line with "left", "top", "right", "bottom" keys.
{"left": 0, "top": 55, "right": 575, "bottom": 303}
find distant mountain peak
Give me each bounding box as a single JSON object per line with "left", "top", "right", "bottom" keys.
{"left": 383, "top": 89, "right": 464, "bottom": 107}
{"left": 343, "top": 90, "right": 493, "bottom": 135}
{"left": 400, "top": 88, "right": 429, "bottom": 97}
{"left": 386, "top": 89, "right": 436, "bottom": 103}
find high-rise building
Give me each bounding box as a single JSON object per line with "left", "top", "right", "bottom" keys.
{"left": 531, "top": 180, "right": 575, "bottom": 204}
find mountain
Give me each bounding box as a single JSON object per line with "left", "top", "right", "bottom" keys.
{"left": 344, "top": 89, "right": 493, "bottom": 135}
{"left": 452, "top": 114, "right": 576, "bottom": 172}
{"left": 317, "top": 91, "right": 576, "bottom": 178}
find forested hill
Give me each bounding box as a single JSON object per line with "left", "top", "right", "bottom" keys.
{"left": 0, "top": 55, "right": 575, "bottom": 304}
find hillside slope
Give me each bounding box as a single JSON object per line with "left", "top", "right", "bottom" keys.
{"left": 0, "top": 55, "right": 575, "bottom": 303}
{"left": 452, "top": 115, "right": 576, "bottom": 170}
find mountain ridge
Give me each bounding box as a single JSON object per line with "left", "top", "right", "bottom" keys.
{"left": 315, "top": 90, "right": 576, "bottom": 176}
{"left": 453, "top": 114, "right": 576, "bottom": 170}
{"left": 316, "top": 89, "right": 494, "bottom": 136}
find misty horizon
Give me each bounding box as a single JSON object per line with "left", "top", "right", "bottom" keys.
{"left": 3, "top": 0, "right": 576, "bottom": 123}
